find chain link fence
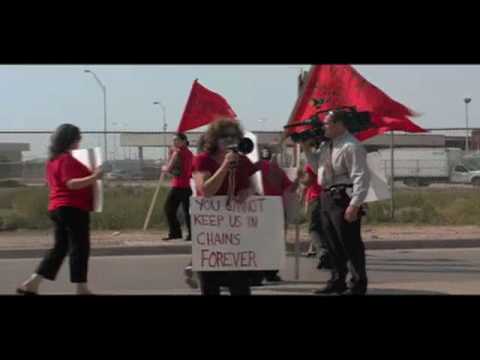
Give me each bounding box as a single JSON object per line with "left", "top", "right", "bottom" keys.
{"left": 2, "top": 129, "right": 480, "bottom": 230}
{"left": 0, "top": 131, "right": 168, "bottom": 185}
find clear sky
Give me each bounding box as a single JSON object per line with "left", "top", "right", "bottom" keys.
{"left": 1, "top": 64, "right": 479, "bottom": 158}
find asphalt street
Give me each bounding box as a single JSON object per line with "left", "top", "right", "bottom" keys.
{"left": 3, "top": 248, "right": 480, "bottom": 295}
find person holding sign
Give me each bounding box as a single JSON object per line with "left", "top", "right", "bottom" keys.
{"left": 192, "top": 118, "right": 258, "bottom": 296}
{"left": 161, "top": 133, "right": 194, "bottom": 241}
{"left": 253, "top": 146, "right": 300, "bottom": 284}
{"left": 301, "top": 110, "right": 370, "bottom": 295}
{"left": 16, "top": 124, "right": 103, "bottom": 295}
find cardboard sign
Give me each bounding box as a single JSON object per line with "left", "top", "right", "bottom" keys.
{"left": 71, "top": 147, "right": 104, "bottom": 212}
{"left": 244, "top": 131, "right": 264, "bottom": 195}
{"left": 191, "top": 196, "right": 285, "bottom": 272}
{"left": 281, "top": 167, "right": 303, "bottom": 224}
{"left": 364, "top": 152, "right": 391, "bottom": 203}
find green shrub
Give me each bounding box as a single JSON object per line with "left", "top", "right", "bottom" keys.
{"left": 11, "top": 187, "right": 50, "bottom": 229}
{"left": 364, "top": 202, "right": 391, "bottom": 224}
{"left": 440, "top": 197, "right": 480, "bottom": 226}
{"left": 0, "top": 212, "right": 27, "bottom": 230}
{"left": 91, "top": 186, "right": 169, "bottom": 230}
{"left": 0, "top": 189, "right": 17, "bottom": 209}
{"left": 4, "top": 185, "right": 480, "bottom": 230}
{"left": 0, "top": 180, "right": 27, "bottom": 188}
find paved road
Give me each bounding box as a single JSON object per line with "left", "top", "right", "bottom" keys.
{"left": 3, "top": 248, "right": 480, "bottom": 295}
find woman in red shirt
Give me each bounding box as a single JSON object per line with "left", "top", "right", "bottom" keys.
{"left": 16, "top": 124, "right": 102, "bottom": 295}
{"left": 161, "top": 133, "right": 194, "bottom": 241}
{"left": 192, "top": 119, "right": 258, "bottom": 296}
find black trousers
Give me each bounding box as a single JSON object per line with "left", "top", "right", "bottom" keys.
{"left": 319, "top": 190, "right": 368, "bottom": 291}
{"left": 164, "top": 187, "right": 192, "bottom": 238}
{"left": 198, "top": 271, "right": 251, "bottom": 296}
{"left": 309, "top": 198, "right": 329, "bottom": 257}
{"left": 36, "top": 207, "right": 90, "bottom": 283}
{"left": 263, "top": 270, "right": 279, "bottom": 280}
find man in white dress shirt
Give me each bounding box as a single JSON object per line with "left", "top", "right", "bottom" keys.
{"left": 302, "top": 110, "right": 370, "bottom": 295}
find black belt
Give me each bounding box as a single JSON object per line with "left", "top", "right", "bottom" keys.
{"left": 327, "top": 184, "right": 353, "bottom": 192}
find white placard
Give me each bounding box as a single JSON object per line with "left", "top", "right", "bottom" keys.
{"left": 364, "top": 152, "right": 391, "bottom": 203}
{"left": 191, "top": 196, "right": 285, "bottom": 272}
{"left": 283, "top": 167, "right": 300, "bottom": 182}
{"left": 281, "top": 167, "right": 303, "bottom": 224}
{"left": 71, "top": 147, "right": 104, "bottom": 213}
{"left": 244, "top": 131, "right": 264, "bottom": 195}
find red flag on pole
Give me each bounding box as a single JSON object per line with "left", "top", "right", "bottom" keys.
{"left": 177, "top": 79, "right": 237, "bottom": 133}
{"left": 286, "top": 65, "right": 425, "bottom": 141}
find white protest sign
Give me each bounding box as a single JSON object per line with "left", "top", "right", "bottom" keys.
{"left": 244, "top": 131, "right": 264, "bottom": 195}
{"left": 281, "top": 167, "right": 303, "bottom": 224}
{"left": 364, "top": 152, "right": 391, "bottom": 203}
{"left": 71, "top": 147, "right": 104, "bottom": 212}
{"left": 191, "top": 196, "right": 285, "bottom": 272}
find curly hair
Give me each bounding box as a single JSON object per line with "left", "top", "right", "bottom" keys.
{"left": 202, "top": 118, "right": 244, "bottom": 154}
{"left": 48, "top": 124, "right": 81, "bottom": 161}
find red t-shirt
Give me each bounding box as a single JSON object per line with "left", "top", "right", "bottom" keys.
{"left": 304, "top": 164, "right": 323, "bottom": 203}
{"left": 46, "top": 152, "right": 94, "bottom": 212}
{"left": 257, "top": 160, "right": 293, "bottom": 196}
{"left": 193, "top": 152, "right": 257, "bottom": 196}
{"left": 170, "top": 146, "right": 194, "bottom": 189}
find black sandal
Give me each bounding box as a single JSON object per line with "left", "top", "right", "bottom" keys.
{"left": 16, "top": 287, "right": 38, "bottom": 296}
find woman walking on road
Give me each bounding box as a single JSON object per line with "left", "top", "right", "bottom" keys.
{"left": 16, "top": 124, "right": 103, "bottom": 295}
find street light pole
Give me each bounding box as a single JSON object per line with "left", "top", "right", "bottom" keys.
{"left": 153, "top": 101, "right": 167, "bottom": 160}
{"left": 119, "top": 122, "right": 128, "bottom": 160}
{"left": 85, "top": 70, "right": 108, "bottom": 163}
{"left": 112, "top": 122, "right": 119, "bottom": 162}
{"left": 465, "top": 97, "right": 472, "bottom": 153}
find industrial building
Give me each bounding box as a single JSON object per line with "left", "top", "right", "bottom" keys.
{"left": 0, "top": 143, "right": 30, "bottom": 162}
{"left": 0, "top": 143, "right": 31, "bottom": 179}
{"left": 119, "top": 131, "right": 478, "bottom": 168}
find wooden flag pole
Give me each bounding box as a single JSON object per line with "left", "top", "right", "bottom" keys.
{"left": 143, "top": 170, "right": 166, "bottom": 231}
{"left": 279, "top": 65, "right": 315, "bottom": 146}
{"left": 390, "top": 130, "right": 395, "bottom": 220}
{"left": 143, "top": 78, "right": 197, "bottom": 232}
{"left": 293, "top": 69, "right": 311, "bottom": 281}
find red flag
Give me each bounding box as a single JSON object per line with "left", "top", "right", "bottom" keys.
{"left": 286, "top": 65, "right": 425, "bottom": 140}
{"left": 177, "top": 79, "right": 237, "bottom": 133}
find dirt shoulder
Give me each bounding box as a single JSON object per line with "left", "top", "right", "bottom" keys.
{"left": 1, "top": 225, "right": 480, "bottom": 251}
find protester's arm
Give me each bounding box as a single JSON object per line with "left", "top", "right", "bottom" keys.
{"left": 66, "top": 167, "right": 103, "bottom": 190}
{"left": 252, "top": 161, "right": 262, "bottom": 172}
{"left": 162, "top": 150, "right": 179, "bottom": 174}
{"left": 194, "top": 152, "right": 238, "bottom": 197}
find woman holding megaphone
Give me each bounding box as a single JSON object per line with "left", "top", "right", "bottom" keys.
{"left": 192, "top": 118, "right": 258, "bottom": 296}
